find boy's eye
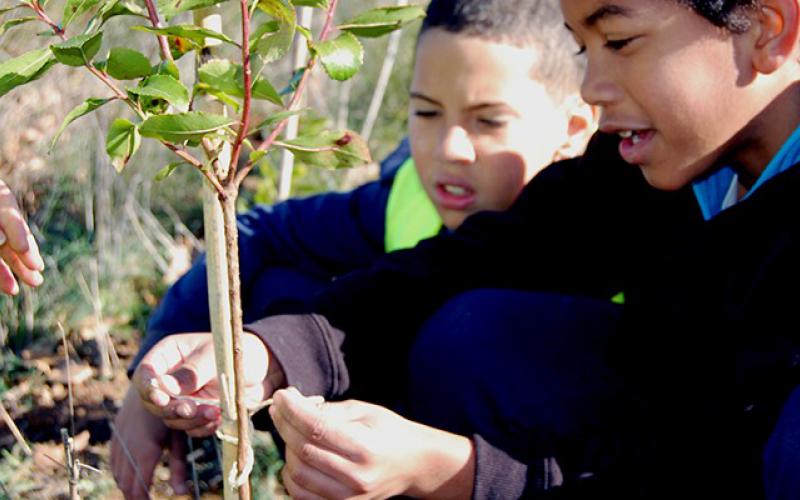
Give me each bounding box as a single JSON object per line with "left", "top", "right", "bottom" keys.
{"left": 574, "top": 45, "right": 586, "bottom": 56}
{"left": 414, "top": 110, "right": 439, "bottom": 119}
{"left": 478, "top": 118, "right": 507, "bottom": 129}
{"left": 605, "top": 37, "right": 637, "bottom": 51}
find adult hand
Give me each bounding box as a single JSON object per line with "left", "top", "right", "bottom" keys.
{"left": 110, "top": 386, "right": 189, "bottom": 499}
{"left": 0, "top": 179, "right": 43, "bottom": 295}
{"left": 269, "top": 387, "right": 476, "bottom": 500}
{"left": 132, "top": 332, "right": 280, "bottom": 437}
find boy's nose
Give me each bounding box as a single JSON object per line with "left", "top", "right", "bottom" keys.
{"left": 438, "top": 125, "right": 476, "bottom": 164}
{"left": 580, "top": 58, "right": 620, "bottom": 108}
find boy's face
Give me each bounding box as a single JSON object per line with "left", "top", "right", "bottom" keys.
{"left": 562, "top": 0, "right": 772, "bottom": 190}
{"left": 409, "top": 29, "right": 578, "bottom": 230}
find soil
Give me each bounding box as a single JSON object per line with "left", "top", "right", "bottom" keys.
{"left": 0, "top": 334, "right": 280, "bottom": 499}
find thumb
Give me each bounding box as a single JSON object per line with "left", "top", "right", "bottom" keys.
{"left": 162, "top": 341, "right": 218, "bottom": 396}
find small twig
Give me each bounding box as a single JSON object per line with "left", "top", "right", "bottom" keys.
{"left": 0, "top": 402, "right": 32, "bottom": 456}
{"left": 77, "top": 461, "right": 104, "bottom": 475}
{"left": 142, "top": 0, "right": 174, "bottom": 63}
{"left": 57, "top": 322, "right": 75, "bottom": 438}
{"left": 234, "top": 0, "right": 340, "bottom": 187}
{"left": 163, "top": 143, "right": 227, "bottom": 199}
{"left": 61, "top": 428, "right": 80, "bottom": 500}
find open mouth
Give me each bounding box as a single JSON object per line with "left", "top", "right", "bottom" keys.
{"left": 618, "top": 129, "right": 656, "bottom": 164}
{"left": 434, "top": 182, "right": 476, "bottom": 210}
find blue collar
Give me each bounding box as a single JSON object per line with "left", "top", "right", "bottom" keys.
{"left": 692, "top": 123, "right": 800, "bottom": 220}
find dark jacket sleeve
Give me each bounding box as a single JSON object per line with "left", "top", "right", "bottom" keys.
{"left": 129, "top": 160, "right": 401, "bottom": 375}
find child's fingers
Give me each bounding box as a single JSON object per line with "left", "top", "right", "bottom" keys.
{"left": 281, "top": 462, "right": 332, "bottom": 500}
{"left": 0, "top": 258, "right": 19, "bottom": 295}
{"left": 272, "top": 410, "right": 357, "bottom": 484}
{"left": 283, "top": 447, "right": 355, "bottom": 499}
{"left": 17, "top": 232, "right": 44, "bottom": 273}
{"left": 0, "top": 199, "right": 30, "bottom": 255}
{"left": 0, "top": 245, "right": 43, "bottom": 288}
{"left": 271, "top": 388, "right": 360, "bottom": 454}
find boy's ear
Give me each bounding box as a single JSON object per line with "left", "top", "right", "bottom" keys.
{"left": 554, "top": 96, "right": 598, "bottom": 161}
{"left": 752, "top": 0, "right": 800, "bottom": 74}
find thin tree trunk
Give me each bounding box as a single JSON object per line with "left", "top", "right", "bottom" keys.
{"left": 278, "top": 7, "right": 314, "bottom": 201}
{"left": 195, "top": 8, "right": 244, "bottom": 499}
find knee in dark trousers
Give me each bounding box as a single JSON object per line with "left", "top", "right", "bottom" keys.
{"left": 406, "top": 289, "right": 625, "bottom": 460}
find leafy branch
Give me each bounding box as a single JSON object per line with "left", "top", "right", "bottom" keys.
{"left": 0, "top": 1, "right": 426, "bottom": 497}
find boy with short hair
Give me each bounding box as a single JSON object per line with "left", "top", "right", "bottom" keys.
{"left": 137, "top": 0, "right": 800, "bottom": 496}
{"left": 112, "top": 0, "right": 597, "bottom": 496}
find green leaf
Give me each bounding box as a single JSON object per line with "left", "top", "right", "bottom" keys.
{"left": 0, "top": 47, "right": 56, "bottom": 98}
{"left": 139, "top": 111, "right": 236, "bottom": 142}
{"left": 312, "top": 32, "right": 363, "bottom": 81}
{"left": 133, "top": 24, "right": 238, "bottom": 47}
{"left": 249, "top": 20, "right": 279, "bottom": 46}
{"left": 293, "top": 0, "right": 328, "bottom": 7}
{"left": 249, "top": 150, "right": 266, "bottom": 163}
{"left": 51, "top": 97, "right": 113, "bottom": 150}
{"left": 155, "top": 161, "right": 184, "bottom": 181}
{"left": 157, "top": 0, "right": 227, "bottom": 20}
{"left": 0, "top": 6, "right": 23, "bottom": 16}
{"left": 253, "top": 78, "right": 282, "bottom": 104}
{"left": 51, "top": 32, "right": 103, "bottom": 67}
{"left": 86, "top": 0, "right": 146, "bottom": 32}
{"left": 128, "top": 74, "right": 189, "bottom": 108}
{"left": 276, "top": 129, "right": 371, "bottom": 169}
{"left": 106, "top": 118, "right": 141, "bottom": 173}
{"left": 153, "top": 60, "right": 180, "bottom": 79}
{"left": 0, "top": 17, "right": 38, "bottom": 37}
{"left": 107, "top": 47, "right": 152, "bottom": 80}
{"left": 257, "top": 0, "right": 294, "bottom": 22}
{"left": 63, "top": 0, "right": 100, "bottom": 28}
{"left": 253, "top": 0, "right": 295, "bottom": 63}
{"left": 280, "top": 67, "right": 305, "bottom": 95}
{"left": 198, "top": 59, "right": 282, "bottom": 105}
{"left": 253, "top": 108, "right": 306, "bottom": 130}
{"left": 337, "top": 5, "right": 426, "bottom": 38}
{"left": 104, "top": 0, "right": 146, "bottom": 19}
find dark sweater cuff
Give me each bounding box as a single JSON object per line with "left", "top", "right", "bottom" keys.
{"left": 472, "top": 434, "right": 528, "bottom": 499}
{"left": 244, "top": 313, "right": 348, "bottom": 398}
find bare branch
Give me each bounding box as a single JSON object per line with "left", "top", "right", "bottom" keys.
{"left": 162, "top": 143, "right": 227, "bottom": 199}
{"left": 142, "top": 0, "right": 174, "bottom": 63}
{"left": 0, "top": 403, "right": 32, "bottom": 456}
{"left": 225, "top": 0, "right": 253, "bottom": 186}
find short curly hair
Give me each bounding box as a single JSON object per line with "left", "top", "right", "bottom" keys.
{"left": 681, "top": 0, "right": 761, "bottom": 32}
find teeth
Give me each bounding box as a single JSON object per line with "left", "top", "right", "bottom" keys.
{"left": 444, "top": 185, "right": 468, "bottom": 196}
{"left": 619, "top": 130, "right": 633, "bottom": 139}
{"left": 631, "top": 133, "right": 641, "bottom": 145}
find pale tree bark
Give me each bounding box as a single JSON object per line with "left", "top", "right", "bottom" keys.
{"left": 278, "top": 7, "right": 314, "bottom": 201}
{"left": 193, "top": 8, "right": 246, "bottom": 499}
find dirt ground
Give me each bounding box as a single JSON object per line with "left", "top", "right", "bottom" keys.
{"left": 0, "top": 334, "right": 285, "bottom": 499}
